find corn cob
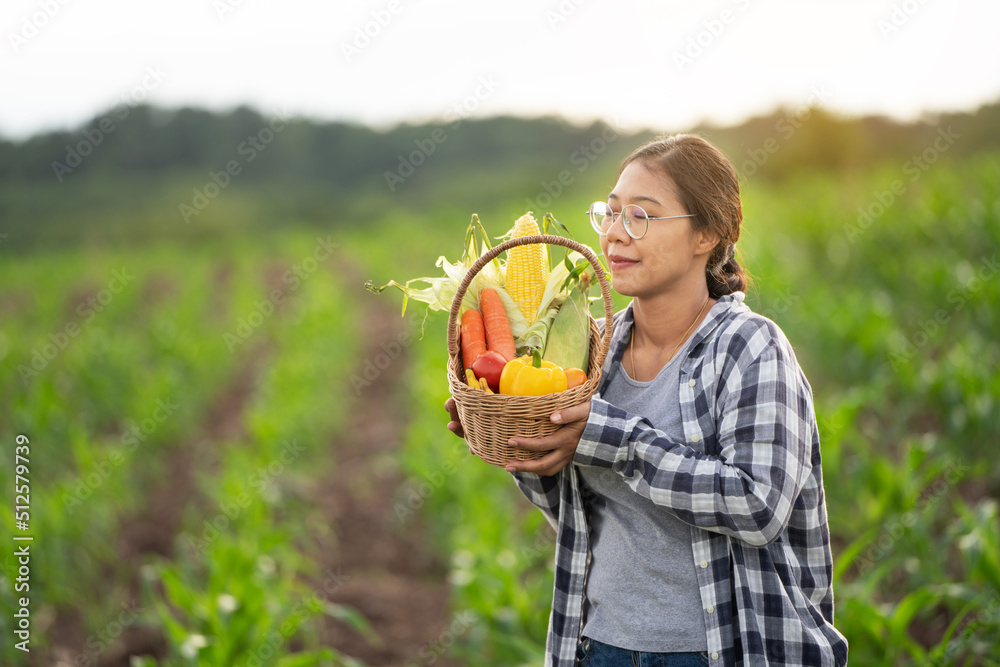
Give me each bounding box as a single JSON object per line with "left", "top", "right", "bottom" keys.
{"left": 504, "top": 212, "right": 549, "bottom": 323}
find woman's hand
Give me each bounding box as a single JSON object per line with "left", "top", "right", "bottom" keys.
{"left": 504, "top": 399, "right": 592, "bottom": 476}
{"left": 444, "top": 397, "right": 464, "bottom": 438}
{"left": 444, "top": 398, "right": 475, "bottom": 457}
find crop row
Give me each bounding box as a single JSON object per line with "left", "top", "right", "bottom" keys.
{"left": 0, "top": 234, "right": 368, "bottom": 666}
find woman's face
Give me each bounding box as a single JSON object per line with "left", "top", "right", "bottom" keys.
{"left": 599, "top": 160, "right": 715, "bottom": 298}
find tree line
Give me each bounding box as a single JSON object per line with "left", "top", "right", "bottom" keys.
{"left": 1, "top": 99, "right": 997, "bottom": 249}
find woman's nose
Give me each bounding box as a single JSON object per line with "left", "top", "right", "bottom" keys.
{"left": 604, "top": 211, "right": 631, "bottom": 243}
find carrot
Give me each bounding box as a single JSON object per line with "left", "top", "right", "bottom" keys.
{"left": 480, "top": 288, "right": 517, "bottom": 362}
{"left": 460, "top": 308, "right": 487, "bottom": 369}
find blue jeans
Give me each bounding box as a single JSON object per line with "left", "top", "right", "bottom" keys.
{"left": 576, "top": 637, "right": 709, "bottom": 667}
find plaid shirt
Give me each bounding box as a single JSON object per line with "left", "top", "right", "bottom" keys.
{"left": 512, "top": 293, "right": 848, "bottom": 666}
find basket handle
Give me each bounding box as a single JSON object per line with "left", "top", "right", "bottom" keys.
{"left": 446, "top": 234, "right": 615, "bottom": 370}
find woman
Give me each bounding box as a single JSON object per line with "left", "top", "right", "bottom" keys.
{"left": 445, "top": 135, "right": 848, "bottom": 666}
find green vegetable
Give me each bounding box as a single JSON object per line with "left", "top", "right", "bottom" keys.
{"left": 542, "top": 268, "right": 591, "bottom": 371}
{"left": 365, "top": 213, "right": 594, "bottom": 351}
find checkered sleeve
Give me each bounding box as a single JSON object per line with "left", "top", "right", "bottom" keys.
{"left": 574, "top": 323, "right": 812, "bottom": 547}
{"left": 509, "top": 470, "right": 562, "bottom": 531}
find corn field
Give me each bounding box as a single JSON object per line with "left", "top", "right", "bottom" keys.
{"left": 2, "top": 152, "right": 999, "bottom": 665}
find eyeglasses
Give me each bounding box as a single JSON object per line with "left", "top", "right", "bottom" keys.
{"left": 587, "top": 201, "right": 695, "bottom": 239}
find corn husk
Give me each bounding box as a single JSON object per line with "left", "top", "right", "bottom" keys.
{"left": 365, "top": 213, "right": 596, "bottom": 350}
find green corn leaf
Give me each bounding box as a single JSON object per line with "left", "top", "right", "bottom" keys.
{"left": 323, "top": 602, "right": 381, "bottom": 647}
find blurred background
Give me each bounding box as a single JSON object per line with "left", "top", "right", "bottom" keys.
{"left": 2, "top": 0, "right": 999, "bottom": 665}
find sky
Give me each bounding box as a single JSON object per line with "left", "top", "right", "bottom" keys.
{"left": 3, "top": 0, "right": 1000, "bottom": 139}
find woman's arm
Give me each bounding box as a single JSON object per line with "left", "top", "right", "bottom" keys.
{"left": 575, "top": 337, "right": 813, "bottom": 547}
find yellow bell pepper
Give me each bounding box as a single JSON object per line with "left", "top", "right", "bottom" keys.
{"left": 500, "top": 350, "right": 568, "bottom": 396}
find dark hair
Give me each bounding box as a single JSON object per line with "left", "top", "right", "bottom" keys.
{"left": 618, "top": 134, "right": 748, "bottom": 299}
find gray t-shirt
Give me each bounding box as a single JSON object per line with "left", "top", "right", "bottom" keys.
{"left": 578, "top": 328, "right": 709, "bottom": 652}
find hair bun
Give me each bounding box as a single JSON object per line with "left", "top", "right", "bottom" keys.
{"left": 707, "top": 256, "right": 747, "bottom": 299}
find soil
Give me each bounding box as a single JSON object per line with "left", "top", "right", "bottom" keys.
{"left": 307, "top": 300, "right": 459, "bottom": 667}
{"left": 38, "top": 341, "right": 271, "bottom": 667}
{"left": 37, "top": 272, "right": 457, "bottom": 667}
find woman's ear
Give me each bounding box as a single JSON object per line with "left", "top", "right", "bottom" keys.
{"left": 695, "top": 228, "right": 720, "bottom": 258}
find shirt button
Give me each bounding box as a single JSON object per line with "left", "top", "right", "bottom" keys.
{"left": 691, "top": 434, "right": 701, "bottom": 443}
{"left": 706, "top": 605, "right": 714, "bottom": 614}
{"left": 700, "top": 560, "right": 708, "bottom": 569}
{"left": 711, "top": 651, "right": 719, "bottom": 660}
{"left": 688, "top": 379, "right": 696, "bottom": 387}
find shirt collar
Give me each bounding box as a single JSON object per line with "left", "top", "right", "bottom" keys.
{"left": 597, "top": 292, "right": 748, "bottom": 395}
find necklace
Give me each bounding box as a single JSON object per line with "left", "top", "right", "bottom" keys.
{"left": 629, "top": 294, "right": 710, "bottom": 381}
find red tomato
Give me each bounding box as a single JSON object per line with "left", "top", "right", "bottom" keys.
{"left": 471, "top": 350, "right": 507, "bottom": 393}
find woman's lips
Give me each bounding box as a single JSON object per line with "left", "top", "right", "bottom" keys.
{"left": 607, "top": 255, "right": 639, "bottom": 270}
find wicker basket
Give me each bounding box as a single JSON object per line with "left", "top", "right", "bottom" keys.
{"left": 446, "top": 234, "right": 614, "bottom": 466}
